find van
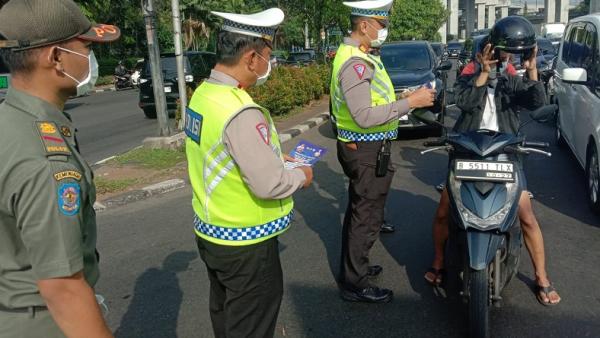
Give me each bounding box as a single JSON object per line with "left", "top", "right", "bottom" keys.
{"left": 553, "top": 14, "right": 600, "bottom": 214}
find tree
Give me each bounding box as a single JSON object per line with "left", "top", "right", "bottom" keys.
{"left": 388, "top": 0, "right": 449, "bottom": 42}
{"left": 570, "top": 0, "right": 590, "bottom": 19}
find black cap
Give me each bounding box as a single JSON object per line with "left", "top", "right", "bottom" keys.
{"left": 0, "top": 0, "right": 120, "bottom": 51}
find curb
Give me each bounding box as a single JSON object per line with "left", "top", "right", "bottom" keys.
{"left": 279, "top": 112, "right": 330, "bottom": 143}
{"left": 95, "top": 179, "right": 186, "bottom": 212}
{"left": 91, "top": 87, "right": 117, "bottom": 94}
{"left": 95, "top": 112, "right": 331, "bottom": 211}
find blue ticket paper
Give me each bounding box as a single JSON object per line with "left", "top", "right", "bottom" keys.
{"left": 284, "top": 140, "right": 328, "bottom": 169}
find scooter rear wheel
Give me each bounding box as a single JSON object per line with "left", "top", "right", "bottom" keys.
{"left": 468, "top": 267, "right": 490, "bottom": 338}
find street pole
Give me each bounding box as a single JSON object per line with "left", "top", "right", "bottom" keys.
{"left": 171, "top": 0, "right": 187, "bottom": 131}
{"left": 142, "top": 0, "right": 171, "bottom": 136}
{"left": 304, "top": 20, "right": 310, "bottom": 49}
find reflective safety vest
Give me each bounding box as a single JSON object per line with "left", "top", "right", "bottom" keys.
{"left": 330, "top": 43, "right": 398, "bottom": 142}
{"left": 185, "top": 81, "right": 294, "bottom": 246}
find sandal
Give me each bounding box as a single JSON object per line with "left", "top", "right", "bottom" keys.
{"left": 536, "top": 284, "right": 561, "bottom": 306}
{"left": 424, "top": 267, "right": 445, "bottom": 286}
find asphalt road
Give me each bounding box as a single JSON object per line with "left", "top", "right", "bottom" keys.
{"left": 95, "top": 113, "right": 600, "bottom": 337}
{"left": 65, "top": 89, "right": 173, "bottom": 164}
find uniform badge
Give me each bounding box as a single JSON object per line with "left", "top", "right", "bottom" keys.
{"left": 39, "top": 122, "right": 57, "bottom": 134}
{"left": 353, "top": 64, "right": 366, "bottom": 80}
{"left": 54, "top": 170, "right": 82, "bottom": 181}
{"left": 256, "top": 123, "right": 270, "bottom": 145}
{"left": 60, "top": 126, "right": 72, "bottom": 137}
{"left": 58, "top": 183, "right": 80, "bottom": 216}
{"left": 184, "top": 107, "right": 203, "bottom": 144}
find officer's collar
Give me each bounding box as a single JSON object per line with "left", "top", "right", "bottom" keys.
{"left": 207, "top": 69, "right": 241, "bottom": 88}
{"left": 4, "top": 87, "right": 72, "bottom": 126}
{"left": 344, "top": 37, "right": 370, "bottom": 54}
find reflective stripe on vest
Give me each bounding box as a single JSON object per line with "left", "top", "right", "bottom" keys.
{"left": 186, "top": 81, "right": 294, "bottom": 246}
{"left": 330, "top": 43, "right": 398, "bottom": 142}
{"left": 194, "top": 211, "right": 293, "bottom": 242}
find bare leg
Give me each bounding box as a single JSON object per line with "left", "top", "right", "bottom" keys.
{"left": 518, "top": 191, "right": 561, "bottom": 305}
{"left": 425, "top": 188, "right": 450, "bottom": 284}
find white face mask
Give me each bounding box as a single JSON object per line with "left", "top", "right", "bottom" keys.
{"left": 253, "top": 52, "right": 271, "bottom": 86}
{"left": 366, "top": 22, "right": 388, "bottom": 48}
{"left": 57, "top": 47, "right": 99, "bottom": 96}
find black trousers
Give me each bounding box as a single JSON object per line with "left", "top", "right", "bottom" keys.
{"left": 337, "top": 140, "right": 395, "bottom": 290}
{"left": 196, "top": 236, "right": 283, "bottom": 338}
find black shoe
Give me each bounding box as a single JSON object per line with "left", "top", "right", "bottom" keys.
{"left": 340, "top": 286, "right": 393, "bottom": 303}
{"left": 367, "top": 265, "right": 383, "bottom": 278}
{"left": 436, "top": 182, "right": 446, "bottom": 192}
{"left": 380, "top": 221, "right": 395, "bottom": 233}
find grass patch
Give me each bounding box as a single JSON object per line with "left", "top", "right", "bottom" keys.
{"left": 113, "top": 147, "right": 186, "bottom": 170}
{"left": 95, "top": 177, "right": 138, "bottom": 194}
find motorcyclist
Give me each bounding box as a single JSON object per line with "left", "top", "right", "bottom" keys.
{"left": 424, "top": 16, "right": 561, "bottom": 306}
{"left": 114, "top": 60, "right": 128, "bottom": 77}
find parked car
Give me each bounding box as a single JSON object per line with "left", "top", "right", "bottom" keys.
{"left": 381, "top": 41, "right": 451, "bottom": 134}
{"left": 186, "top": 51, "right": 216, "bottom": 82}
{"left": 271, "top": 50, "right": 287, "bottom": 66}
{"left": 286, "top": 51, "right": 315, "bottom": 66}
{"left": 138, "top": 52, "right": 194, "bottom": 119}
{"left": 553, "top": 14, "right": 600, "bottom": 213}
{"left": 447, "top": 41, "right": 463, "bottom": 58}
{"left": 0, "top": 57, "right": 9, "bottom": 102}
{"left": 430, "top": 42, "right": 448, "bottom": 62}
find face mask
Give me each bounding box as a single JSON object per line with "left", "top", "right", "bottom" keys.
{"left": 366, "top": 22, "right": 388, "bottom": 48}
{"left": 253, "top": 52, "right": 271, "bottom": 86}
{"left": 57, "top": 47, "right": 99, "bottom": 96}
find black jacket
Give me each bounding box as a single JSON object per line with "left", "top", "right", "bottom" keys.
{"left": 453, "top": 72, "right": 546, "bottom": 134}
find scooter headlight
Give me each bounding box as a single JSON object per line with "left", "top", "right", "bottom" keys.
{"left": 449, "top": 172, "right": 520, "bottom": 230}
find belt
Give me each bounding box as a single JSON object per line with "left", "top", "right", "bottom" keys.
{"left": 338, "top": 129, "right": 398, "bottom": 142}
{"left": 0, "top": 304, "right": 47, "bottom": 314}
{"left": 194, "top": 211, "right": 294, "bottom": 242}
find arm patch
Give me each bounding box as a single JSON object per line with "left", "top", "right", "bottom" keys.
{"left": 184, "top": 107, "right": 203, "bottom": 144}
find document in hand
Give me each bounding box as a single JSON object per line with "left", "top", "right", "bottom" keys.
{"left": 284, "top": 140, "right": 328, "bottom": 169}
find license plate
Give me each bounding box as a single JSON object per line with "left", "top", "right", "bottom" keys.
{"left": 0, "top": 76, "right": 8, "bottom": 89}
{"left": 164, "top": 86, "right": 172, "bottom": 93}
{"left": 455, "top": 161, "right": 515, "bottom": 182}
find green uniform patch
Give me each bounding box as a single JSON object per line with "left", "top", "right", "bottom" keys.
{"left": 54, "top": 170, "right": 82, "bottom": 181}
{"left": 35, "top": 121, "right": 71, "bottom": 156}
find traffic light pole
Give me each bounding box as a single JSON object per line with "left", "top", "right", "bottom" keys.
{"left": 171, "top": 0, "right": 188, "bottom": 131}
{"left": 142, "top": 0, "right": 171, "bottom": 136}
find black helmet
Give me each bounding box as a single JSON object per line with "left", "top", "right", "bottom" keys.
{"left": 489, "top": 16, "right": 536, "bottom": 53}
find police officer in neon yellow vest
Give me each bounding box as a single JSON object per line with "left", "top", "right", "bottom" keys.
{"left": 332, "top": 0, "right": 435, "bottom": 303}
{"left": 184, "top": 8, "right": 313, "bottom": 338}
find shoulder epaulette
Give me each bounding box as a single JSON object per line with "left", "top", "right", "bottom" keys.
{"left": 34, "top": 121, "right": 72, "bottom": 156}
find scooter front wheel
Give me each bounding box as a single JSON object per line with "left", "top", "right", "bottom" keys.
{"left": 468, "top": 267, "right": 490, "bottom": 338}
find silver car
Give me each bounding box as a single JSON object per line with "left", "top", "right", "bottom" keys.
{"left": 553, "top": 14, "right": 600, "bottom": 214}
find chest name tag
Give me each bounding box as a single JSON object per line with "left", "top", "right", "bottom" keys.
{"left": 185, "top": 107, "right": 203, "bottom": 144}
{"left": 35, "top": 121, "right": 72, "bottom": 156}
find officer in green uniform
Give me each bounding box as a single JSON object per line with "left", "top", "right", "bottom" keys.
{"left": 331, "top": 0, "right": 436, "bottom": 303}
{"left": 185, "top": 8, "right": 313, "bottom": 338}
{"left": 0, "top": 1, "right": 120, "bottom": 337}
